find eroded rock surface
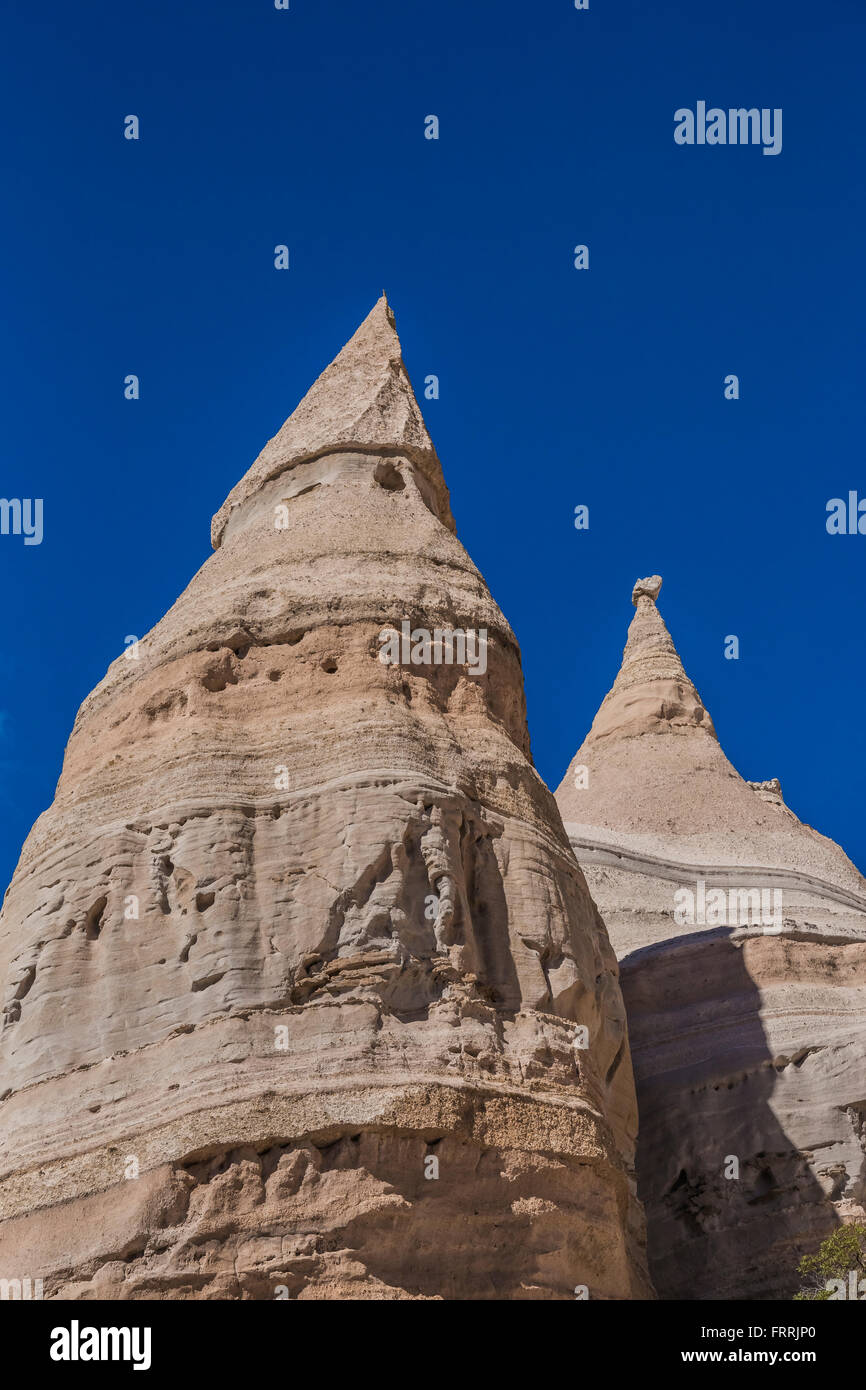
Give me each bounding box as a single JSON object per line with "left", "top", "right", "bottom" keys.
{"left": 556, "top": 577, "right": 866, "bottom": 1299}
{"left": 0, "top": 299, "right": 650, "bottom": 1300}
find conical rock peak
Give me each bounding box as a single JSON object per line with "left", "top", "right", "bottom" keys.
{"left": 584, "top": 576, "right": 715, "bottom": 747}
{"left": 555, "top": 594, "right": 866, "bottom": 1303}
{"left": 556, "top": 580, "right": 865, "bottom": 892}
{"left": 211, "top": 295, "right": 454, "bottom": 548}
{"left": 0, "top": 300, "right": 651, "bottom": 1301}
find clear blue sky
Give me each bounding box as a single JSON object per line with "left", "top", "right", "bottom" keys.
{"left": 2, "top": 0, "right": 864, "bottom": 893}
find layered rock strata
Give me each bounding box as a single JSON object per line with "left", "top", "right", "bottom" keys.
{"left": 0, "top": 299, "right": 651, "bottom": 1300}
{"left": 556, "top": 576, "right": 866, "bottom": 1299}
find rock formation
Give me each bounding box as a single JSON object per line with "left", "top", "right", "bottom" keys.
{"left": 556, "top": 576, "right": 866, "bottom": 1299}
{"left": 0, "top": 298, "right": 651, "bottom": 1300}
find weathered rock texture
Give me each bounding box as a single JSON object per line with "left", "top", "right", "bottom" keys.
{"left": 0, "top": 299, "right": 651, "bottom": 1300}
{"left": 556, "top": 577, "right": 866, "bottom": 1300}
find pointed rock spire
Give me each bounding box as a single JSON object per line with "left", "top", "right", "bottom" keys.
{"left": 584, "top": 574, "right": 716, "bottom": 747}
{"left": 554, "top": 577, "right": 866, "bottom": 1302}
{"left": 211, "top": 294, "right": 454, "bottom": 548}
{"left": 557, "top": 575, "right": 863, "bottom": 881}
{"left": 0, "top": 300, "right": 651, "bottom": 1301}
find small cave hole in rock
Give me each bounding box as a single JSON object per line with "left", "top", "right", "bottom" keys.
{"left": 84, "top": 896, "right": 108, "bottom": 940}
{"left": 751, "top": 1167, "right": 777, "bottom": 1202}
{"left": 374, "top": 461, "right": 405, "bottom": 492}
{"left": 179, "top": 933, "right": 197, "bottom": 963}
{"left": 268, "top": 670, "right": 282, "bottom": 682}
{"left": 320, "top": 656, "right": 338, "bottom": 674}
{"left": 192, "top": 971, "right": 225, "bottom": 993}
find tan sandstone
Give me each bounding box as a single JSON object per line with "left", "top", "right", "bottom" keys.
{"left": 556, "top": 577, "right": 866, "bottom": 1299}
{"left": 0, "top": 299, "right": 651, "bottom": 1300}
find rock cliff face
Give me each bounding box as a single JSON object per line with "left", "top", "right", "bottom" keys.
{"left": 556, "top": 577, "right": 866, "bottom": 1300}
{"left": 0, "top": 299, "right": 650, "bottom": 1300}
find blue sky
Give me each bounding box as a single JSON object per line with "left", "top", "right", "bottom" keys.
{"left": 2, "top": 0, "right": 864, "bottom": 892}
